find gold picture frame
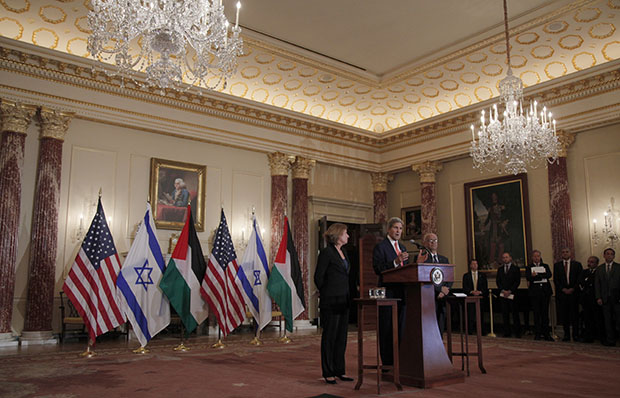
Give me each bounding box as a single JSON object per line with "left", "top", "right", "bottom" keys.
{"left": 149, "top": 157, "right": 206, "bottom": 231}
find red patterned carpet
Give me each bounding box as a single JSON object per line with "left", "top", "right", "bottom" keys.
{"left": 0, "top": 330, "right": 619, "bottom": 398}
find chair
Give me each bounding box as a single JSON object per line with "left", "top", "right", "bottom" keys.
{"left": 59, "top": 290, "right": 87, "bottom": 343}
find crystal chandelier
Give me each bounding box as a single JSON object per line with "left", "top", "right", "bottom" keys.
{"left": 87, "top": 0, "right": 243, "bottom": 92}
{"left": 470, "top": 0, "right": 560, "bottom": 175}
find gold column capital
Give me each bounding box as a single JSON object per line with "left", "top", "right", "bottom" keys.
{"left": 370, "top": 172, "right": 392, "bottom": 192}
{"left": 556, "top": 130, "right": 576, "bottom": 157}
{"left": 291, "top": 156, "right": 315, "bottom": 179}
{"left": 0, "top": 99, "right": 37, "bottom": 135}
{"left": 412, "top": 161, "right": 443, "bottom": 183}
{"left": 38, "top": 107, "right": 74, "bottom": 141}
{"left": 267, "top": 152, "right": 290, "bottom": 176}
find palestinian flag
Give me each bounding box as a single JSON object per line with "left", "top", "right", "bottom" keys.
{"left": 159, "top": 205, "right": 209, "bottom": 333}
{"left": 267, "top": 216, "right": 305, "bottom": 332}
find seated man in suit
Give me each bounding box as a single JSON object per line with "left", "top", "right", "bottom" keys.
{"left": 554, "top": 248, "right": 583, "bottom": 341}
{"left": 595, "top": 248, "right": 620, "bottom": 346}
{"left": 373, "top": 217, "right": 409, "bottom": 368}
{"left": 497, "top": 252, "right": 521, "bottom": 338}
{"left": 414, "top": 232, "right": 451, "bottom": 332}
{"left": 463, "top": 259, "right": 488, "bottom": 334}
{"left": 526, "top": 250, "right": 553, "bottom": 341}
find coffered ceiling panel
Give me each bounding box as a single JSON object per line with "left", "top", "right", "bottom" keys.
{"left": 1, "top": 0, "right": 619, "bottom": 133}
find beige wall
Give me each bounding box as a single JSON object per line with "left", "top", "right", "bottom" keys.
{"left": 387, "top": 122, "right": 620, "bottom": 289}
{"left": 12, "top": 117, "right": 271, "bottom": 334}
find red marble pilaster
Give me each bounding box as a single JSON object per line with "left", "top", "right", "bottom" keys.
{"left": 268, "top": 152, "right": 290, "bottom": 265}
{"left": 548, "top": 132, "right": 576, "bottom": 263}
{"left": 291, "top": 156, "right": 314, "bottom": 320}
{"left": 23, "top": 109, "right": 72, "bottom": 333}
{"left": 412, "top": 161, "right": 442, "bottom": 236}
{"left": 370, "top": 172, "right": 389, "bottom": 224}
{"left": 0, "top": 100, "right": 36, "bottom": 335}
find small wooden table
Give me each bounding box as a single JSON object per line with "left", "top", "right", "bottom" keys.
{"left": 445, "top": 295, "right": 486, "bottom": 376}
{"left": 354, "top": 298, "right": 403, "bottom": 395}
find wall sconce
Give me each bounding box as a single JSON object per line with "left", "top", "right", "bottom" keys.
{"left": 592, "top": 197, "right": 620, "bottom": 249}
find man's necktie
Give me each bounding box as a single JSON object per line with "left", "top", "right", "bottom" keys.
{"left": 394, "top": 241, "right": 401, "bottom": 255}
{"left": 432, "top": 254, "right": 438, "bottom": 263}
{"left": 473, "top": 272, "right": 478, "bottom": 290}
{"left": 565, "top": 260, "right": 570, "bottom": 285}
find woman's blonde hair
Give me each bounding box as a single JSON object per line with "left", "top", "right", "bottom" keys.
{"left": 324, "top": 223, "right": 347, "bottom": 245}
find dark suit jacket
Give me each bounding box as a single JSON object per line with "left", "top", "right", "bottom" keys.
{"left": 595, "top": 262, "right": 620, "bottom": 304}
{"left": 496, "top": 263, "right": 521, "bottom": 293}
{"left": 373, "top": 237, "right": 407, "bottom": 287}
{"left": 314, "top": 244, "right": 350, "bottom": 310}
{"left": 414, "top": 252, "right": 452, "bottom": 296}
{"left": 373, "top": 237, "right": 409, "bottom": 301}
{"left": 463, "top": 271, "right": 488, "bottom": 297}
{"left": 553, "top": 260, "right": 583, "bottom": 297}
{"left": 525, "top": 262, "right": 552, "bottom": 296}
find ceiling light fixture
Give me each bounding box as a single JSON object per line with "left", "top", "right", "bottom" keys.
{"left": 470, "top": 0, "right": 560, "bottom": 175}
{"left": 87, "top": 0, "right": 243, "bottom": 92}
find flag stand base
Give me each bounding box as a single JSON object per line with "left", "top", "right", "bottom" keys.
{"left": 173, "top": 343, "right": 190, "bottom": 352}
{"left": 133, "top": 347, "right": 149, "bottom": 354}
{"left": 212, "top": 339, "right": 226, "bottom": 349}
{"left": 279, "top": 335, "right": 291, "bottom": 344}
{"left": 79, "top": 347, "right": 95, "bottom": 358}
{"left": 249, "top": 337, "right": 262, "bottom": 345}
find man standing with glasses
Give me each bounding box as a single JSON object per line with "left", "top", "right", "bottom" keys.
{"left": 415, "top": 233, "right": 451, "bottom": 332}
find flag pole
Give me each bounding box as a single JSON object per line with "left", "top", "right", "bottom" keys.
{"left": 250, "top": 321, "right": 262, "bottom": 345}
{"left": 79, "top": 339, "right": 96, "bottom": 358}
{"left": 212, "top": 323, "right": 225, "bottom": 348}
{"left": 279, "top": 320, "right": 291, "bottom": 344}
{"left": 173, "top": 322, "right": 190, "bottom": 351}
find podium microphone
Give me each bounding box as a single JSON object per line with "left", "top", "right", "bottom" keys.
{"left": 409, "top": 239, "right": 427, "bottom": 251}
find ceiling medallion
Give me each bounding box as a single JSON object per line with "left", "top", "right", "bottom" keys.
{"left": 87, "top": 0, "right": 243, "bottom": 93}
{"left": 470, "top": 0, "right": 560, "bottom": 175}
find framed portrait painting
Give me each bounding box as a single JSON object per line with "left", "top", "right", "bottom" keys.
{"left": 464, "top": 174, "right": 531, "bottom": 270}
{"left": 150, "top": 158, "right": 206, "bottom": 231}
{"left": 401, "top": 206, "right": 422, "bottom": 241}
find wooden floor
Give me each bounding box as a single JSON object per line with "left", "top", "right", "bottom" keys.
{"left": 0, "top": 326, "right": 618, "bottom": 398}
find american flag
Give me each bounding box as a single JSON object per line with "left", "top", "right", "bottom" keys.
{"left": 200, "top": 209, "right": 245, "bottom": 336}
{"left": 62, "top": 198, "right": 125, "bottom": 343}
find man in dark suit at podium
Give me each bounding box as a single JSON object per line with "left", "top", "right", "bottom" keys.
{"left": 373, "top": 217, "right": 409, "bottom": 368}
{"left": 463, "top": 259, "right": 488, "bottom": 334}
{"left": 414, "top": 233, "right": 451, "bottom": 332}
{"left": 497, "top": 252, "right": 521, "bottom": 338}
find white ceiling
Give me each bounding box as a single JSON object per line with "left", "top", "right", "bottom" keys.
{"left": 227, "top": 0, "right": 567, "bottom": 75}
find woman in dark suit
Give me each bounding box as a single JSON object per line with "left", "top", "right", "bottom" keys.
{"left": 314, "top": 223, "right": 353, "bottom": 384}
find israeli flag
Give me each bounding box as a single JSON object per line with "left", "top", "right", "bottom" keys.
{"left": 117, "top": 203, "right": 170, "bottom": 347}
{"left": 238, "top": 216, "right": 272, "bottom": 331}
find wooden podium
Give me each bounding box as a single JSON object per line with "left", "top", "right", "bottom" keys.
{"left": 382, "top": 263, "right": 464, "bottom": 388}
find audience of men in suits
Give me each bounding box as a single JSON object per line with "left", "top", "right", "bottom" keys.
{"left": 554, "top": 248, "right": 583, "bottom": 341}
{"left": 496, "top": 252, "right": 522, "bottom": 338}
{"left": 462, "top": 259, "right": 488, "bottom": 334}
{"left": 414, "top": 232, "right": 451, "bottom": 332}
{"left": 595, "top": 248, "right": 620, "bottom": 346}
{"left": 372, "top": 217, "right": 408, "bottom": 369}
{"left": 526, "top": 250, "right": 553, "bottom": 341}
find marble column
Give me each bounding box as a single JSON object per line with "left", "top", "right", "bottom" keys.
{"left": 412, "top": 161, "right": 443, "bottom": 236}
{"left": 0, "top": 100, "right": 37, "bottom": 341}
{"left": 548, "top": 131, "right": 576, "bottom": 263}
{"left": 268, "top": 152, "right": 290, "bottom": 265}
{"left": 371, "top": 172, "right": 389, "bottom": 224}
{"left": 291, "top": 156, "right": 315, "bottom": 321}
{"left": 22, "top": 108, "right": 72, "bottom": 343}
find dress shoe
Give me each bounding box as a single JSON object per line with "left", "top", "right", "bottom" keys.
{"left": 324, "top": 377, "right": 337, "bottom": 384}
{"left": 562, "top": 336, "right": 570, "bottom": 342}
{"left": 602, "top": 341, "right": 616, "bottom": 347}
{"left": 337, "top": 375, "right": 354, "bottom": 382}
{"left": 544, "top": 334, "right": 554, "bottom": 341}
{"left": 534, "top": 334, "right": 541, "bottom": 340}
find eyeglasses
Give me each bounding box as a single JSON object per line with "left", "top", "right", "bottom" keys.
{"left": 428, "top": 239, "right": 438, "bottom": 243}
